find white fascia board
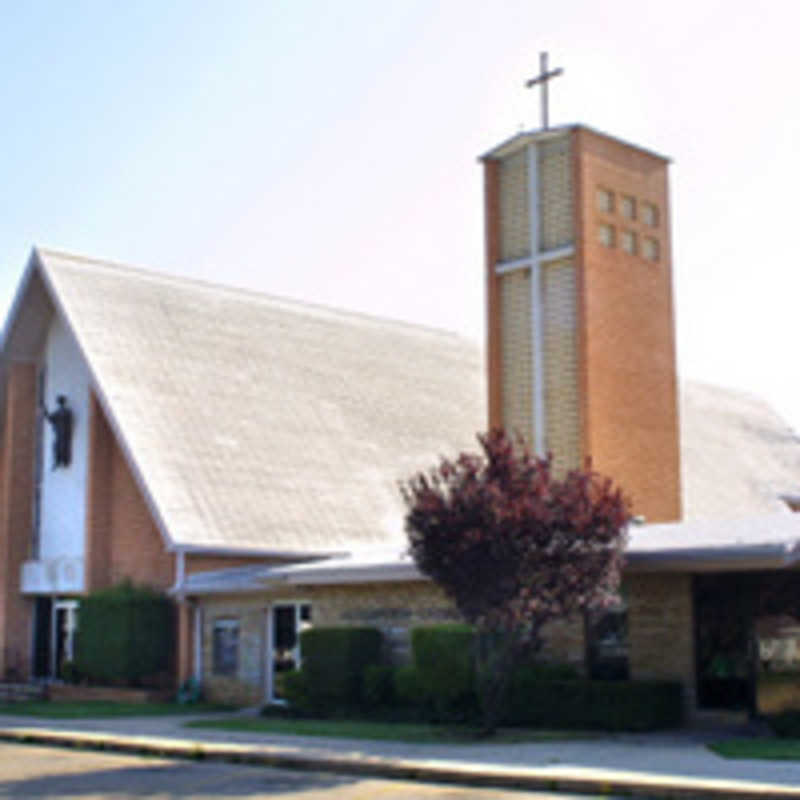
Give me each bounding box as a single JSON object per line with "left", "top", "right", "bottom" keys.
{"left": 175, "top": 543, "right": 349, "bottom": 559}
{"left": 0, "top": 250, "right": 39, "bottom": 356}
{"left": 626, "top": 543, "right": 800, "bottom": 573}
{"left": 280, "top": 562, "right": 425, "bottom": 586}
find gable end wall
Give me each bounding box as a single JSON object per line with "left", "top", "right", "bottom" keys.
{"left": 85, "top": 393, "right": 174, "bottom": 591}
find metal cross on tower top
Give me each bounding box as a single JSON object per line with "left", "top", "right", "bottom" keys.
{"left": 525, "top": 52, "right": 563, "bottom": 130}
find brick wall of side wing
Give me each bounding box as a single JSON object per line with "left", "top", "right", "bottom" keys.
{"left": 0, "top": 364, "right": 36, "bottom": 678}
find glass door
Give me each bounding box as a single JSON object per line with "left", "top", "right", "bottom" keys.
{"left": 52, "top": 600, "right": 78, "bottom": 680}
{"left": 267, "top": 603, "right": 311, "bottom": 703}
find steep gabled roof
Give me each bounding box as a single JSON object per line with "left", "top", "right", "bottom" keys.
{"left": 680, "top": 382, "right": 800, "bottom": 520}
{"left": 2, "top": 248, "right": 799, "bottom": 561}
{"left": 5, "top": 248, "right": 486, "bottom": 555}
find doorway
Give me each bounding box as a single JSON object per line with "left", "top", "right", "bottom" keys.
{"left": 32, "top": 597, "right": 78, "bottom": 681}
{"left": 265, "top": 602, "right": 311, "bottom": 703}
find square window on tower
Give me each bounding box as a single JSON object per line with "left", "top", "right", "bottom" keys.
{"left": 621, "top": 195, "right": 636, "bottom": 220}
{"left": 621, "top": 230, "right": 637, "bottom": 255}
{"left": 596, "top": 188, "right": 614, "bottom": 214}
{"left": 598, "top": 224, "right": 616, "bottom": 248}
{"left": 643, "top": 236, "right": 660, "bottom": 261}
{"left": 642, "top": 202, "right": 659, "bottom": 227}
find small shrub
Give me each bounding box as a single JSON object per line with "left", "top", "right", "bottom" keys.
{"left": 411, "top": 624, "right": 478, "bottom": 721}
{"left": 281, "top": 669, "right": 311, "bottom": 714}
{"left": 75, "top": 581, "right": 173, "bottom": 687}
{"left": 298, "top": 627, "right": 383, "bottom": 713}
{"left": 393, "top": 665, "right": 427, "bottom": 708}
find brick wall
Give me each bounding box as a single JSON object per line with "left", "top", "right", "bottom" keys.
{"left": 627, "top": 572, "right": 695, "bottom": 710}
{"left": 573, "top": 127, "right": 681, "bottom": 522}
{"left": 498, "top": 148, "right": 530, "bottom": 261}
{"left": 84, "top": 392, "right": 173, "bottom": 591}
{"left": 539, "top": 137, "right": 573, "bottom": 250}
{"left": 542, "top": 258, "right": 580, "bottom": 471}
{"left": 0, "top": 364, "right": 36, "bottom": 678}
{"left": 499, "top": 269, "right": 533, "bottom": 440}
{"left": 197, "top": 582, "right": 587, "bottom": 704}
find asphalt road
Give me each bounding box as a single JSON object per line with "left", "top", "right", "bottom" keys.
{"left": 0, "top": 742, "right": 613, "bottom": 799}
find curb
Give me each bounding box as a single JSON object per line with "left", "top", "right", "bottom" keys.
{"left": 1, "top": 727, "right": 800, "bottom": 800}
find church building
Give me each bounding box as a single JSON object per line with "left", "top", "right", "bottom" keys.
{"left": 2, "top": 117, "right": 800, "bottom": 715}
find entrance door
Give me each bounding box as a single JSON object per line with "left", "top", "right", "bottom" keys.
{"left": 32, "top": 598, "right": 52, "bottom": 679}
{"left": 694, "top": 575, "right": 754, "bottom": 711}
{"left": 266, "top": 603, "right": 311, "bottom": 703}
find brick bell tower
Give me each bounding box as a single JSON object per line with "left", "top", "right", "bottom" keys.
{"left": 481, "top": 78, "right": 681, "bottom": 522}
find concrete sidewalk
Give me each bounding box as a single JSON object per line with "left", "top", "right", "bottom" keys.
{"left": 0, "top": 712, "right": 798, "bottom": 799}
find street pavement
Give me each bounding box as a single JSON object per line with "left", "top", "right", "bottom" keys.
{"left": 0, "top": 742, "right": 599, "bottom": 800}
{"left": 0, "top": 711, "right": 798, "bottom": 798}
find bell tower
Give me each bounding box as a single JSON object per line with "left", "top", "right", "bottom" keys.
{"left": 482, "top": 123, "right": 681, "bottom": 522}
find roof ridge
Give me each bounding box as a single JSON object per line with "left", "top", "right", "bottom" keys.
{"left": 35, "top": 246, "right": 477, "bottom": 345}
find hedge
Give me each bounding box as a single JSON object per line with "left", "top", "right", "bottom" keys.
{"left": 74, "top": 582, "right": 173, "bottom": 687}
{"left": 505, "top": 676, "right": 683, "bottom": 730}
{"left": 295, "top": 627, "right": 383, "bottom": 713}
{"left": 411, "top": 624, "right": 476, "bottom": 719}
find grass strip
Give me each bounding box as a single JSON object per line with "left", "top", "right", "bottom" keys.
{"left": 0, "top": 701, "right": 232, "bottom": 719}
{"left": 709, "top": 738, "right": 800, "bottom": 760}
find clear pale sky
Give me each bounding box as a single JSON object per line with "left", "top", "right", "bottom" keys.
{"left": 2, "top": 1, "right": 799, "bottom": 432}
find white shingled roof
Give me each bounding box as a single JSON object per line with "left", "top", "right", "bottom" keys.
{"left": 680, "top": 381, "right": 800, "bottom": 520}
{"left": 8, "top": 248, "right": 485, "bottom": 555}
{"left": 3, "top": 248, "right": 800, "bottom": 563}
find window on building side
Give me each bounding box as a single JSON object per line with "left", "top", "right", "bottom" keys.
{"left": 598, "top": 223, "right": 615, "bottom": 248}
{"left": 586, "top": 595, "right": 629, "bottom": 680}
{"left": 643, "top": 236, "right": 660, "bottom": 261}
{"left": 596, "top": 188, "right": 614, "bottom": 214}
{"left": 212, "top": 618, "right": 239, "bottom": 676}
{"left": 621, "top": 230, "right": 637, "bottom": 255}
{"left": 621, "top": 195, "right": 636, "bottom": 220}
{"left": 642, "top": 202, "right": 659, "bottom": 227}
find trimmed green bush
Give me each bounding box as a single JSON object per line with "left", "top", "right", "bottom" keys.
{"left": 513, "top": 661, "right": 580, "bottom": 682}
{"left": 298, "top": 627, "right": 383, "bottom": 713}
{"left": 393, "top": 665, "right": 428, "bottom": 709}
{"left": 74, "top": 582, "right": 173, "bottom": 687}
{"left": 362, "top": 665, "right": 395, "bottom": 709}
{"left": 504, "top": 678, "right": 683, "bottom": 730}
{"left": 281, "top": 669, "right": 312, "bottom": 714}
{"left": 411, "top": 624, "right": 478, "bottom": 721}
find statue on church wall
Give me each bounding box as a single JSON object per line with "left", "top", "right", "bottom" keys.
{"left": 42, "top": 395, "right": 73, "bottom": 469}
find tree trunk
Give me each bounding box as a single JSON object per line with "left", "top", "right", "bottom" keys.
{"left": 474, "top": 629, "right": 520, "bottom": 735}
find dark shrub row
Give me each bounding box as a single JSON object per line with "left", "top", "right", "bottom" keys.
{"left": 280, "top": 624, "right": 683, "bottom": 730}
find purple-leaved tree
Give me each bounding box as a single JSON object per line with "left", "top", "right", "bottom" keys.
{"left": 401, "top": 429, "right": 630, "bottom": 732}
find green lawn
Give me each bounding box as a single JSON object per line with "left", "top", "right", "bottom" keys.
{"left": 0, "top": 701, "right": 232, "bottom": 719}
{"left": 184, "top": 716, "right": 585, "bottom": 744}
{"left": 709, "top": 739, "right": 800, "bottom": 760}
